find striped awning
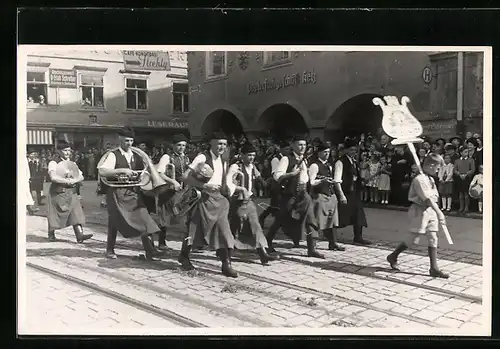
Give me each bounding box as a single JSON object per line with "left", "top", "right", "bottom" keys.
{"left": 27, "top": 129, "right": 54, "bottom": 145}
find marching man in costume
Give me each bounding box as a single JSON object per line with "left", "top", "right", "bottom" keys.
{"left": 156, "top": 134, "right": 191, "bottom": 251}
{"left": 308, "top": 141, "right": 345, "bottom": 251}
{"left": 386, "top": 153, "right": 449, "bottom": 278}
{"left": 226, "top": 142, "right": 279, "bottom": 265}
{"left": 46, "top": 140, "right": 92, "bottom": 243}
{"left": 258, "top": 143, "right": 285, "bottom": 228}
{"left": 333, "top": 138, "right": 371, "bottom": 246}
{"left": 98, "top": 126, "right": 165, "bottom": 261}
{"left": 266, "top": 133, "right": 324, "bottom": 259}
{"left": 179, "top": 132, "right": 238, "bottom": 278}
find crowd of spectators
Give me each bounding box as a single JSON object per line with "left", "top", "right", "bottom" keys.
{"left": 30, "top": 129, "right": 484, "bottom": 215}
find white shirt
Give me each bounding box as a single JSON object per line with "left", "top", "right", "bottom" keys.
{"left": 226, "top": 162, "right": 254, "bottom": 197}
{"left": 271, "top": 157, "right": 280, "bottom": 174}
{"left": 48, "top": 160, "right": 83, "bottom": 177}
{"left": 156, "top": 154, "right": 170, "bottom": 173}
{"left": 470, "top": 173, "right": 483, "bottom": 187}
{"left": 97, "top": 147, "right": 134, "bottom": 170}
{"left": 273, "top": 152, "right": 309, "bottom": 184}
{"left": 308, "top": 158, "right": 330, "bottom": 186}
{"left": 189, "top": 150, "right": 224, "bottom": 186}
{"left": 333, "top": 155, "right": 357, "bottom": 184}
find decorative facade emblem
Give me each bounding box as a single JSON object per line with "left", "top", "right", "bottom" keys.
{"left": 238, "top": 51, "right": 249, "bottom": 70}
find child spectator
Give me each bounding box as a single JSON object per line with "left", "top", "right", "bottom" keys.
{"left": 366, "top": 152, "right": 381, "bottom": 203}
{"left": 377, "top": 154, "right": 391, "bottom": 204}
{"left": 438, "top": 154, "right": 454, "bottom": 212}
{"left": 359, "top": 152, "right": 370, "bottom": 202}
{"left": 469, "top": 164, "right": 483, "bottom": 214}
{"left": 453, "top": 146, "right": 476, "bottom": 214}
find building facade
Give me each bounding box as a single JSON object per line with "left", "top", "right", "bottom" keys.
{"left": 187, "top": 51, "right": 483, "bottom": 143}
{"left": 24, "top": 49, "right": 189, "bottom": 150}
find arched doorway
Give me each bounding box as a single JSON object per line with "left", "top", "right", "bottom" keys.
{"left": 201, "top": 109, "right": 244, "bottom": 139}
{"left": 325, "top": 93, "right": 384, "bottom": 144}
{"left": 256, "top": 103, "right": 309, "bottom": 141}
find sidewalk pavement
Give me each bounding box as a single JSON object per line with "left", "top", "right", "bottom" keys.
{"left": 22, "top": 215, "right": 485, "bottom": 331}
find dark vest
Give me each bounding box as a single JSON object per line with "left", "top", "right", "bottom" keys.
{"left": 233, "top": 161, "right": 257, "bottom": 198}
{"left": 170, "top": 153, "right": 190, "bottom": 180}
{"left": 28, "top": 159, "right": 43, "bottom": 178}
{"left": 49, "top": 156, "right": 75, "bottom": 194}
{"left": 283, "top": 154, "right": 306, "bottom": 195}
{"left": 312, "top": 159, "right": 334, "bottom": 196}
{"left": 340, "top": 154, "right": 360, "bottom": 193}
{"left": 113, "top": 149, "right": 144, "bottom": 171}
{"left": 204, "top": 151, "right": 229, "bottom": 195}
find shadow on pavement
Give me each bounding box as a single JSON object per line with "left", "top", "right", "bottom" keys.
{"left": 27, "top": 247, "right": 106, "bottom": 259}
{"left": 97, "top": 254, "right": 180, "bottom": 271}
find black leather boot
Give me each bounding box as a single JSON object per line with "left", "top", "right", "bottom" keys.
{"left": 428, "top": 247, "right": 449, "bottom": 279}
{"left": 141, "top": 235, "right": 163, "bottom": 261}
{"left": 353, "top": 225, "right": 371, "bottom": 245}
{"left": 387, "top": 242, "right": 408, "bottom": 270}
{"left": 105, "top": 222, "right": 118, "bottom": 259}
{"left": 48, "top": 230, "right": 57, "bottom": 242}
{"left": 158, "top": 226, "right": 172, "bottom": 251}
{"left": 73, "top": 224, "right": 93, "bottom": 243}
{"left": 327, "top": 228, "right": 345, "bottom": 251}
{"left": 257, "top": 247, "right": 279, "bottom": 265}
{"left": 218, "top": 248, "right": 238, "bottom": 278}
{"left": 178, "top": 239, "right": 195, "bottom": 270}
{"left": 307, "top": 235, "right": 325, "bottom": 259}
{"left": 266, "top": 220, "right": 280, "bottom": 253}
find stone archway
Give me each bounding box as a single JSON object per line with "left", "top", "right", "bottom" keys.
{"left": 201, "top": 109, "right": 244, "bottom": 139}
{"left": 255, "top": 103, "right": 309, "bottom": 141}
{"left": 325, "top": 93, "right": 384, "bottom": 144}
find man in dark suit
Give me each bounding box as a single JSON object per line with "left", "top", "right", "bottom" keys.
{"left": 28, "top": 150, "right": 44, "bottom": 206}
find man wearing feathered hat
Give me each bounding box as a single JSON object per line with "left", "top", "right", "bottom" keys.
{"left": 309, "top": 141, "right": 345, "bottom": 251}
{"left": 265, "top": 132, "right": 324, "bottom": 258}
{"left": 46, "top": 140, "right": 92, "bottom": 243}
{"left": 226, "top": 142, "right": 279, "bottom": 265}
{"left": 98, "top": 126, "right": 165, "bottom": 260}
{"left": 179, "top": 132, "right": 238, "bottom": 278}
{"left": 155, "top": 133, "right": 191, "bottom": 251}
{"left": 333, "top": 137, "right": 371, "bottom": 245}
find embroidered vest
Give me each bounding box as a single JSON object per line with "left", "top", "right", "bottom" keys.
{"left": 233, "top": 161, "right": 257, "bottom": 198}
{"left": 113, "top": 149, "right": 144, "bottom": 171}
{"left": 313, "top": 160, "right": 334, "bottom": 196}
{"left": 283, "top": 154, "right": 306, "bottom": 195}
{"left": 203, "top": 152, "right": 229, "bottom": 195}
{"left": 170, "top": 153, "right": 190, "bottom": 181}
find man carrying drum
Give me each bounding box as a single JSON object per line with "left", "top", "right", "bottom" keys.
{"left": 46, "top": 140, "right": 92, "bottom": 243}
{"left": 179, "top": 132, "right": 238, "bottom": 278}
{"left": 97, "top": 126, "right": 165, "bottom": 261}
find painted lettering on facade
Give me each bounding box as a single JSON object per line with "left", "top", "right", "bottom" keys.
{"left": 146, "top": 120, "right": 188, "bottom": 129}
{"left": 247, "top": 70, "right": 317, "bottom": 95}
{"left": 122, "top": 50, "right": 171, "bottom": 71}
{"left": 49, "top": 69, "right": 77, "bottom": 88}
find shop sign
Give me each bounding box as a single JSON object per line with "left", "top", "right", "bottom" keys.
{"left": 131, "top": 119, "right": 188, "bottom": 129}
{"left": 49, "top": 69, "right": 77, "bottom": 88}
{"left": 421, "top": 118, "right": 457, "bottom": 139}
{"left": 248, "top": 70, "right": 317, "bottom": 95}
{"left": 122, "top": 50, "right": 171, "bottom": 71}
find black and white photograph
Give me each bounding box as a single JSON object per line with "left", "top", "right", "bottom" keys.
{"left": 17, "top": 46, "right": 491, "bottom": 336}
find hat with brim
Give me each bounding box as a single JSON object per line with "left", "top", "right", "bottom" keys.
{"left": 207, "top": 131, "right": 227, "bottom": 141}
{"left": 344, "top": 138, "right": 358, "bottom": 149}
{"left": 118, "top": 126, "right": 135, "bottom": 138}
{"left": 56, "top": 140, "right": 71, "bottom": 150}
{"left": 449, "top": 136, "right": 462, "bottom": 143}
{"left": 240, "top": 142, "right": 256, "bottom": 154}
{"left": 316, "top": 142, "right": 329, "bottom": 152}
{"left": 172, "top": 134, "right": 188, "bottom": 144}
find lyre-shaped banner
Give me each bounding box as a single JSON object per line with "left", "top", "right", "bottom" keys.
{"left": 372, "top": 96, "right": 424, "bottom": 145}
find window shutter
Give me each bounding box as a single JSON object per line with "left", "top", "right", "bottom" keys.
{"left": 47, "top": 87, "right": 59, "bottom": 105}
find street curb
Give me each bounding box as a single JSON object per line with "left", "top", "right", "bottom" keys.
{"left": 362, "top": 203, "right": 483, "bottom": 220}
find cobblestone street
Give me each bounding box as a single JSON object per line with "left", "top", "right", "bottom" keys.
{"left": 20, "top": 211, "right": 488, "bottom": 335}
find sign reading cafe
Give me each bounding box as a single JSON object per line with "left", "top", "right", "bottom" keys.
{"left": 49, "top": 69, "right": 77, "bottom": 88}
{"left": 122, "top": 50, "right": 171, "bottom": 71}
{"left": 248, "top": 70, "right": 317, "bottom": 95}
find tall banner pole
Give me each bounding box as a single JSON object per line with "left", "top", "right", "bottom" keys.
{"left": 372, "top": 96, "right": 454, "bottom": 245}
